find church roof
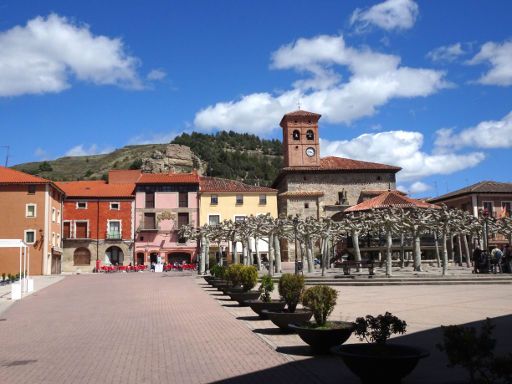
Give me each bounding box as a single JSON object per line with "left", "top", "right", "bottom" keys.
{"left": 429, "top": 180, "right": 512, "bottom": 202}
{"left": 345, "top": 191, "right": 438, "bottom": 212}
{"left": 278, "top": 191, "right": 324, "bottom": 198}
{"left": 280, "top": 110, "right": 321, "bottom": 126}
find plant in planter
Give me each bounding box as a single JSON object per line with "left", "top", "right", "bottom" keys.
{"left": 246, "top": 275, "right": 286, "bottom": 319}
{"left": 225, "top": 264, "right": 244, "bottom": 289}
{"left": 331, "top": 312, "right": 429, "bottom": 383}
{"left": 228, "top": 266, "right": 261, "bottom": 305}
{"left": 289, "top": 285, "right": 354, "bottom": 354}
{"left": 262, "top": 274, "right": 312, "bottom": 331}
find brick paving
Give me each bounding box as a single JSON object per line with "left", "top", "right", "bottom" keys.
{"left": 0, "top": 273, "right": 318, "bottom": 384}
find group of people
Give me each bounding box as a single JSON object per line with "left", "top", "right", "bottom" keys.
{"left": 473, "top": 244, "right": 512, "bottom": 274}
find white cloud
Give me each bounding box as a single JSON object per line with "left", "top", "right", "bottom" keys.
{"left": 34, "top": 147, "right": 48, "bottom": 160}
{"left": 147, "top": 69, "right": 167, "bottom": 81}
{"left": 128, "top": 131, "right": 180, "bottom": 145}
{"left": 65, "top": 144, "right": 113, "bottom": 157}
{"left": 467, "top": 40, "right": 512, "bottom": 86}
{"left": 0, "top": 14, "right": 142, "bottom": 97}
{"left": 320, "top": 131, "right": 485, "bottom": 181}
{"left": 427, "top": 43, "right": 466, "bottom": 63}
{"left": 350, "top": 0, "right": 419, "bottom": 32}
{"left": 435, "top": 111, "right": 512, "bottom": 150}
{"left": 194, "top": 34, "right": 448, "bottom": 134}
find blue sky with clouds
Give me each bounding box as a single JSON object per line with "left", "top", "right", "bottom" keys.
{"left": 1, "top": 0, "right": 511, "bottom": 196}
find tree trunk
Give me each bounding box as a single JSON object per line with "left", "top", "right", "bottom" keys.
{"left": 442, "top": 229, "right": 448, "bottom": 276}
{"left": 199, "top": 234, "right": 206, "bottom": 274}
{"left": 255, "top": 236, "right": 262, "bottom": 271}
{"left": 463, "top": 234, "right": 471, "bottom": 268}
{"left": 274, "top": 235, "right": 281, "bottom": 274}
{"left": 306, "top": 236, "right": 314, "bottom": 273}
{"left": 242, "top": 241, "right": 248, "bottom": 265}
{"left": 449, "top": 234, "right": 455, "bottom": 262}
{"left": 247, "top": 236, "right": 253, "bottom": 266}
{"left": 352, "top": 230, "right": 361, "bottom": 272}
{"left": 321, "top": 238, "right": 327, "bottom": 277}
{"left": 268, "top": 233, "right": 274, "bottom": 276}
{"left": 434, "top": 232, "right": 441, "bottom": 268}
{"left": 413, "top": 231, "right": 422, "bottom": 272}
{"left": 232, "top": 240, "right": 238, "bottom": 264}
{"left": 457, "top": 234, "right": 463, "bottom": 266}
{"left": 386, "top": 231, "right": 392, "bottom": 277}
{"left": 400, "top": 233, "right": 405, "bottom": 268}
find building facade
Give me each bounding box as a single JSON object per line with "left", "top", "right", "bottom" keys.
{"left": 134, "top": 172, "right": 200, "bottom": 265}
{"left": 0, "top": 167, "right": 64, "bottom": 275}
{"left": 199, "top": 176, "right": 278, "bottom": 262}
{"left": 57, "top": 180, "right": 135, "bottom": 272}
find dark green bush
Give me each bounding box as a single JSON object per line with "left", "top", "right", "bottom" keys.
{"left": 258, "top": 275, "right": 274, "bottom": 302}
{"left": 210, "top": 265, "right": 226, "bottom": 278}
{"left": 1, "top": 273, "right": 5, "bottom": 281}
{"left": 302, "top": 285, "right": 338, "bottom": 326}
{"left": 278, "top": 273, "right": 305, "bottom": 313}
{"left": 226, "top": 264, "right": 244, "bottom": 287}
{"left": 354, "top": 312, "right": 407, "bottom": 345}
{"left": 240, "top": 266, "right": 258, "bottom": 292}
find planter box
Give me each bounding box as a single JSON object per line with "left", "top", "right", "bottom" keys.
{"left": 288, "top": 321, "right": 354, "bottom": 354}
{"left": 246, "top": 300, "right": 286, "bottom": 319}
{"left": 262, "top": 309, "right": 313, "bottom": 331}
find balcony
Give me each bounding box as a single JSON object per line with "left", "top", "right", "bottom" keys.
{"left": 137, "top": 225, "right": 159, "bottom": 232}
{"left": 106, "top": 231, "right": 122, "bottom": 240}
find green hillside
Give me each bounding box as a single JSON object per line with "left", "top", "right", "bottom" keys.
{"left": 13, "top": 131, "right": 283, "bottom": 186}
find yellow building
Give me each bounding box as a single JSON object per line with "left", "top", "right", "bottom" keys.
{"left": 199, "top": 177, "right": 278, "bottom": 262}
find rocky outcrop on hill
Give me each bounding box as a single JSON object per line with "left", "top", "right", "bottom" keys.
{"left": 141, "top": 144, "right": 207, "bottom": 175}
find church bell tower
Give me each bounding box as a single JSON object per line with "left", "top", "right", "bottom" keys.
{"left": 280, "top": 110, "right": 321, "bottom": 168}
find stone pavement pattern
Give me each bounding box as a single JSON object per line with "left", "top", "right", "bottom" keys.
{"left": 0, "top": 273, "right": 319, "bottom": 384}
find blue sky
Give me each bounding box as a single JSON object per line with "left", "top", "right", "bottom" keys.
{"left": 1, "top": 0, "right": 511, "bottom": 196}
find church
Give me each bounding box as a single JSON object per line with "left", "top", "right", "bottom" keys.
{"left": 272, "top": 110, "right": 401, "bottom": 259}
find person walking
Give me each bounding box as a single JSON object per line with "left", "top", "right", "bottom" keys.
{"left": 472, "top": 246, "right": 482, "bottom": 274}
{"left": 503, "top": 244, "right": 512, "bottom": 273}
{"left": 490, "top": 246, "right": 503, "bottom": 273}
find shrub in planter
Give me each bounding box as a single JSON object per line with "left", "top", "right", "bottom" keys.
{"left": 259, "top": 275, "right": 274, "bottom": 303}
{"left": 331, "top": 312, "right": 428, "bottom": 383}
{"left": 226, "top": 264, "right": 244, "bottom": 288}
{"left": 240, "top": 266, "right": 258, "bottom": 292}
{"left": 1, "top": 273, "right": 5, "bottom": 282}
{"left": 302, "top": 285, "right": 337, "bottom": 326}
{"left": 278, "top": 273, "right": 305, "bottom": 313}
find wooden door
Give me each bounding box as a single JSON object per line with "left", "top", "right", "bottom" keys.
{"left": 51, "top": 255, "right": 61, "bottom": 274}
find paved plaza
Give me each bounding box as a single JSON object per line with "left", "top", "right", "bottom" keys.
{"left": 0, "top": 272, "right": 511, "bottom": 384}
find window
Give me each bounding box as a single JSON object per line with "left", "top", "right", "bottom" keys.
{"left": 73, "top": 247, "right": 91, "bottom": 266}
{"left": 57, "top": 234, "right": 60, "bottom": 246}
{"left": 292, "top": 130, "right": 300, "bottom": 140}
{"left": 107, "top": 221, "right": 121, "bottom": 239}
{"left": 179, "top": 192, "right": 188, "bottom": 208}
{"left": 211, "top": 195, "right": 218, "bottom": 205}
{"left": 57, "top": 210, "right": 61, "bottom": 224}
{"left": 27, "top": 185, "right": 36, "bottom": 195}
{"left": 52, "top": 232, "right": 56, "bottom": 246}
{"left": 304, "top": 202, "right": 309, "bottom": 209}
{"left": 63, "top": 222, "right": 71, "bottom": 239}
{"left": 144, "top": 213, "right": 156, "bottom": 229}
{"left": 236, "top": 195, "right": 243, "bottom": 205}
{"left": 75, "top": 222, "right": 89, "bottom": 238}
{"left": 178, "top": 213, "right": 189, "bottom": 228}
{"left": 52, "top": 208, "right": 56, "bottom": 222}
{"left": 483, "top": 201, "right": 493, "bottom": 217}
{"left": 24, "top": 230, "right": 36, "bottom": 244}
{"left": 26, "top": 204, "right": 36, "bottom": 218}
{"left": 259, "top": 194, "right": 267, "bottom": 205}
{"left": 501, "top": 202, "right": 511, "bottom": 218}
{"left": 306, "top": 129, "right": 314, "bottom": 140}
{"left": 145, "top": 192, "right": 155, "bottom": 208}
{"left": 209, "top": 215, "right": 220, "bottom": 225}
{"left": 234, "top": 216, "right": 246, "bottom": 223}
{"left": 110, "top": 202, "right": 120, "bottom": 210}
{"left": 76, "top": 202, "right": 87, "bottom": 209}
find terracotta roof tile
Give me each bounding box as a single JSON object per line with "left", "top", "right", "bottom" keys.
{"left": 136, "top": 172, "right": 199, "bottom": 184}
{"left": 0, "top": 166, "right": 50, "bottom": 184}
{"left": 345, "top": 191, "right": 439, "bottom": 212}
{"left": 361, "top": 189, "right": 406, "bottom": 196}
{"left": 430, "top": 181, "right": 512, "bottom": 202}
{"left": 108, "top": 169, "right": 142, "bottom": 184}
{"left": 56, "top": 181, "right": 135, "bottom": 198}
{"left": 200, "top": 177, "right": 276, "bottom": 193}
{"left": 280, "top": 110, "right": 321, "bottom": 126}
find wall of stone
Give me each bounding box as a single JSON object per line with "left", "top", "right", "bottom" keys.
{"left": 62, "top": 240, "right": 133, "bottom": 273}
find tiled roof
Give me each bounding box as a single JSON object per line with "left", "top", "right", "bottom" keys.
{"left": 430, "top": 181, "right": 512, "bottom": 202}
{"left": 345, "top": 191, "right": 438, "bottom": 212}
{"left": 200, "top": 177, "right": 276, "bottom": 193}
{"left": 280, "top": 110, "right": 321, "bottom": 126}
{"left": 56, "top": 181, "right": 135, "bottom": 198}
{"left": 361, "top": 189, "right": 406, "bottom": 196}
{"left": 136, "top": 172, "right": 199, "bottom": 184}
{"left": 0, "top": 166, "right": 50, "bottom": 184}
{"left": 278, "top": 191, "right": 324, "bottom": 198}
{"left": 108, "top": 169, "right": 142, "bottom": 184}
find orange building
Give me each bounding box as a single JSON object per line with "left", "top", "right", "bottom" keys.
{"left": 0, "top": 167, "right": 64, "bottom": 275}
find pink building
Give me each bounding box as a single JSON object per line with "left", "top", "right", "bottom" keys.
{"left": 134, "top": 172, "right": 199, "bottom": 265}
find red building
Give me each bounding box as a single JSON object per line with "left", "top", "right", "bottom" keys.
{"left": 56, "top": 180, "right": 135, "bottom": 272}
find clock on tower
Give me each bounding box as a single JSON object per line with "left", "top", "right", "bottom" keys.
{"left": 280, "top": 110, "right": 321, "bottom": 168}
